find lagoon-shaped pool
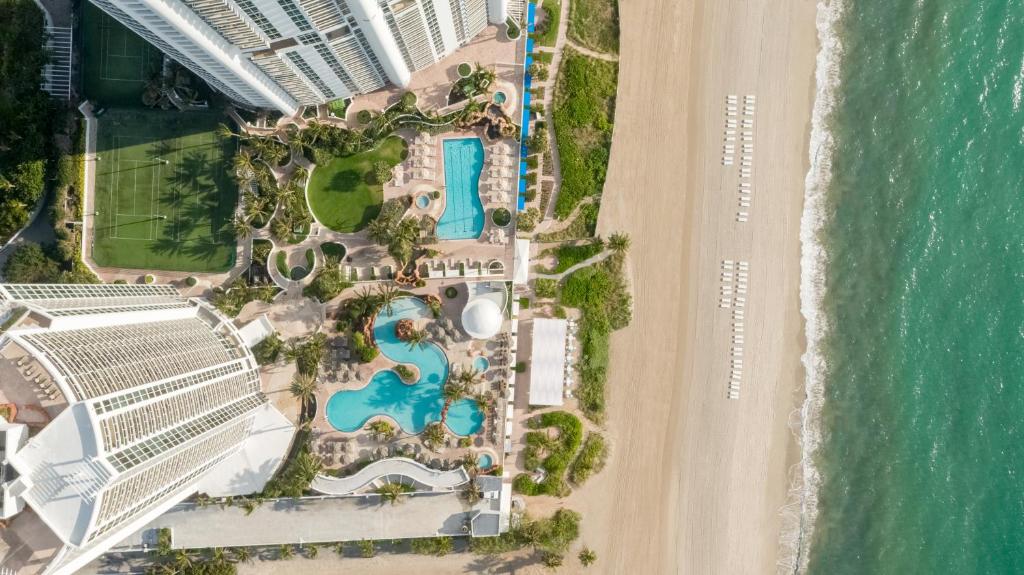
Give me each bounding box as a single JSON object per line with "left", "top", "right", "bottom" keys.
{"left": 325, "top": 298, "right": 484, "bottom": 436}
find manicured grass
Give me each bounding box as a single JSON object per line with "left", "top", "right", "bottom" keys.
{"left": 307, "top": 136, "right": 406, "bottom": 232}
{"left": 552, "top": 50, "right": 618, "bottom": 219}
{"left": 512, "top": 411, "right": 583, "bottom": 496}
{"left": 81, "top": 3, "right": 162, "bottom": 106}
{"left": 568, "top": 0, "right": 620, "bottom": 54}
{"left": 91, "top": 109, "right": 237, "bottom": 272}
{"left": 276, "top": 251, "right": 289, "bottom": 279}
{"left": 533, "top": 0, "right": 561, "bottom": 48}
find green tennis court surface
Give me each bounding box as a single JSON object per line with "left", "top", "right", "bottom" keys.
{"left": 81, "top": 2, "right": 162, "bottom": 106}
{"left": 92, "top": 109, "right": 238, "bottom": 272}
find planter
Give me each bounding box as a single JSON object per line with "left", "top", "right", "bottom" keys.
{"left": 457, "top": 62, "right": 472, "bottom": 78}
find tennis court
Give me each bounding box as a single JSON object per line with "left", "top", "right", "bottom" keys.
{"left": 92, "top": 109, "right": 238, "bottom": 272}
{"left": 81, "top": 3, "right": 162, "bottom": 105}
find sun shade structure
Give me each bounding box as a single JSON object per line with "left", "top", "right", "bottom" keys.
{"left": 0, "top": 284, "right": 292, "bottom": 575}
{"left": 461, "top": 297, "right": 504, "bottom": 340}
{"left": 528, "top": 318, "right": 567, "bottom": 406}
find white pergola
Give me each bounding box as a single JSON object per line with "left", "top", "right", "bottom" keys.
{"left": 528, "top": 318, "right": 567, "bottom": 406}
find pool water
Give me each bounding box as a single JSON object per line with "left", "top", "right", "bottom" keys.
{"left": 416, "top": 194, "right": 430, "bottom": 209}
{"left": 478, "top": 453, "right": 493, "bottom": 469}
{"left": 473, "top": 356, "right": 489, "bottom": 372}
{"left": 437, "top": 138, "right": 485, "bottom": 240}
{"left": 493, "top": 91, "right": 507, "bottom": 104}
{"left": 325, "top": 298, "right": 483, "bottom": 435}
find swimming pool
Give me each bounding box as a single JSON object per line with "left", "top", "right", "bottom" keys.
{"left": 325, "top": 298, "right": 483, "bottom": 435}
{"left": 473, "top": 356, "right": 489, "bottom": 372}
{"left": 437, "top": 138, "right": 485, "bottom": 240}
{"left": 415, "top": 194, "right": 430, "bottom": 209}
{"left": 478, "top": 453, "right": 493, "bottom": 469}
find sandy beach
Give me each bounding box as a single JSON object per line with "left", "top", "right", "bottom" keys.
{"left": 574, "top": 0, "right": 818, "bottom": 573}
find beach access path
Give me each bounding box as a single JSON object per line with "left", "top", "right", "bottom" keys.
{"left": 570, "top": 0, "right": 818, "bottom": 574}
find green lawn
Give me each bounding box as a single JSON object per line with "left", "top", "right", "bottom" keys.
{"left": 307, "top": 136, "right": 406, "bottom": 233}
{"left": 552, "top": 50, "right": 618, "bottom": 219}
{"left": 81, "top": 3, "right": 162, "bottom": 106}
{"left": 533, "top": 0, "right": 561, "bottom": 48}
{"left": 92, "top": 109, "right": 238, "bottom": 272}
{"left": 568, "top": 0, "right": 620, "bottom": 54}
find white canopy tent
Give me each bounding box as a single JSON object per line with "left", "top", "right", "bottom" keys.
{"left": 528, "top": 318, "right": 567, "bottom": 406}
{"left": 513, "top": 239, "right": 530, "bottom": 286}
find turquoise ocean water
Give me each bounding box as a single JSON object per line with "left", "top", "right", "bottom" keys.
{"left": 803, "top": 1, "right": 1024, "bottom": 573}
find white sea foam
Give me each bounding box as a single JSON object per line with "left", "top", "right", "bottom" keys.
{"left": 777, "top": 1, "right": 845, "bottom": 574}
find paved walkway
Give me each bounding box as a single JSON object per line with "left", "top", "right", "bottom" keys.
{"left": 113, "top": 493, "right": 496, "bottom": 550}
{"left": 311, "top": 458, "right": 468, "bottom": 496}
{"left": 533, "top": 250, "right": 612, "bottom": 281}
{"left": 535, "top": 0, "right": 571, "bottom": 223}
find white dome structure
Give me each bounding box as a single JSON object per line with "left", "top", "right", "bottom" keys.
{"left": 461, "top": 297, "right": 504, "bottom": 340}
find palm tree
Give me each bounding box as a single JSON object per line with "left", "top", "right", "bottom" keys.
{"left": 377, "top": 283, "right": 399, "bottom": 316}
{"left": 278, "top": 544, "right": 294, "bottom": 560}
{"left": 422, "top": 422, "right": 446, "bottom": 451}
{"left": 232, "top": 215, "right": 252, "bottom": 239}
{"left": 270, "top": 216, "right": 291, "bottom": 241}
{"left": 579, "top": 547, "right": 597, "bottom": 567}
{"left": 367, "top": 419, "right": 395, "bottom": 441}
{"left": 375, "top": 481, "right": 411, "bottom": 505}
{"left": 292, "top": 165, "right": 309, "bottom": 185}
{"left": 405, "top": 327, "right": 429, "bottom": 350}
{"left": 462, "top": 451, "right": 480, "bottom": 476}
{"left": 456, "top": 366, "right": 482, "bottom": 388}
{"left": 209, "top": 547, "right": 227, "bottom": 566}
{"left": 294, "top": 451, "right": 324, "bottom": 482}
{"left": 173, "top": 550, "right": 193, "bottom": 570}
{"left": 289, "top": 372, "right": 318, "bottom": 413}
{"left": 233, "top": 149, "right": 256, "bottom": 181}
{"left": 244, "top": 194, "right": 273, "bottom": 224}
{"left": 366, "top": 217, "right": 391, "bottom": 246}
{"left": 306, "top": 544, "right": 320, "bottom": 559}
{"left": 440, "top": 378, "right": 469, "bottom": 424}
{"left": 216, "top": 122, "right": 242, "bottom": 140}
{"left": 232, "top": 547, "right": 252, "bottom": 564}
{"left": 462, "top": 477, "right": 482, "bottom": 504}
{"left": 607, "top": 232, "right": 631, "bottom": 254}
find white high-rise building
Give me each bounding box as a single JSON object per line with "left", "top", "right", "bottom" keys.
{"left": 89, "top": 0, "right": 515, "bottom": 114}
{"left": 0, "top": 284, "right": 294, "bottom": 575}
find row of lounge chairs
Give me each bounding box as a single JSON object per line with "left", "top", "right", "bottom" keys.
{"left": 421, "top": 259, "right": 505, "bottom": 279}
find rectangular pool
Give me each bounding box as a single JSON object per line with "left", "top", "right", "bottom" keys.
{"left": 437, "top": 137, "right": 485, "bottom": 240}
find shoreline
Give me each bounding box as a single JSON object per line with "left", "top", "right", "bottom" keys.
{"left": 793, "top": 1, "right": 844, "bottom": 571}
{"left": 576, "top": 0, "right": 819, "bottom": 573}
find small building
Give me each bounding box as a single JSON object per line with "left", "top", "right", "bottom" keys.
{"left": 528, "top": 318, "right": 568, "bottom": 406}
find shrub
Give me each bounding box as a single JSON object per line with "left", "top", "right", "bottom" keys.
{"left": 516, "top": 208, "right": 541, "bottom": 232}
{"left": 534, "top": 278, "right": 558, "bottom": 298}
{"left": 400, "top": 91, "right": 418, "bottom": 110}
{"left": 2, "top": 243, "right": 60, "bottom": 283}
{"left": 373, "top": 160, "right": 393, "bottom": 184}
{"left": 352, "top": 332, "right": 380, "bottom": 363}
{"left": 457, "top": 62, "right": 472, "bottom": 77}
{"left": 513, "top": 412, "right": 583, "bottom": 497}
{"left": 185, "top": 276, "right": 198, "bottom": 287}
{"left": 394, "top": 364, "right": 414, "bottom": 382}
{"left": 568, "top": 432, "right": 607, "bottom": 484}
{"left": 519, "top": 297, "right": 530, "bottom": 308}
{"left": 430, "top": 190, "right": 441, "bottom": 200}
{"left": 491, "top": 207, "right": 511, "bottom": 227}
{"left": 505, "top": 18, "right": 521, "bottom": 39}
{"left": 144, "top": 274, "right": 155, "bottom": 284}
{"left": 444, "top": 286, "right": 458, "bottom": 299}
{"left": 356, "top": 109, "right": 372, "bottom": 125}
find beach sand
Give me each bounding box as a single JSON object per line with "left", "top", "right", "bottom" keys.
{"left": 573, "top": 0, "right": 818, "bottom": 573}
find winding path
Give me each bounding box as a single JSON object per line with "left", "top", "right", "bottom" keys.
{"left": 532, "top": 249, "right": 612, "bottom": 281}
{"left": 310, "top": 457, "right": 469, "bottom": 496}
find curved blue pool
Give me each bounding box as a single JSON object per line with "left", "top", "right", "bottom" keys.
{"left": 478, "top": 453, "right": 493, "bottom": 469}
{"left": 415, "top": 194, "right": 430, "bottom": 209}
{"left": 437, "top": 138, "right": 485, "bottom": 240}
{"left": 325, "top": 298, "right": 483, "bottom": 435}
{"left": 473, "top": 356, "right": 489, "bottom": 372}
